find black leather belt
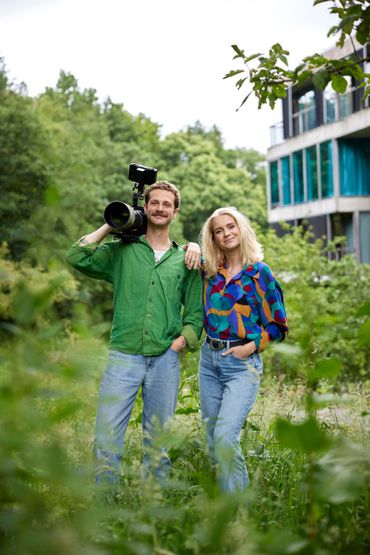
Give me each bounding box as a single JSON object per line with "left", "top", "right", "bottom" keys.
{"left": 206, "top": 335, "right": 250, "bottom": 351}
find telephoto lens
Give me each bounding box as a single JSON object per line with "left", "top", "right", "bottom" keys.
{"left": 104, "top": 200, "right": 143, "bottom": 231}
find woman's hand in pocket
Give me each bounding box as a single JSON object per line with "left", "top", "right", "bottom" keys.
{"left": 222, "top": 341, "right": 256, "bottom": 360}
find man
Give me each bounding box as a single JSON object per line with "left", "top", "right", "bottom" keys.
{"left": 66, "top": 181, "right": 203, "bottom": 483}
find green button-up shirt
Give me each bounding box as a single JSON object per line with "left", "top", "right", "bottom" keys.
{"left": 66, "top": 236, "right": 203, "bottom": 356}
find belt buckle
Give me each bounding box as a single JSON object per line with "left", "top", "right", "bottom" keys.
{"left": 210, "top": 338, "right": 222, "bottom": 350}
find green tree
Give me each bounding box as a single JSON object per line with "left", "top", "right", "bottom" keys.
{"left": 158, "top": 125, "right": 267, "bottom": 241}
{"left": 0, "top": 61, "right": 51, "bottom": 259}
{"left": 225, "top": 0, "right": 370, "bottom": 109}
{"left": 30, "top": 72, "right": 161, "bottom": 262}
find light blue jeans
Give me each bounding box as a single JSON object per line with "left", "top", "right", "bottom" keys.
{"left": 94, "top": 348, "right": 180, "bottom": 483}
{"left": 198, "top": 342, "right": 262, "bottom": 492}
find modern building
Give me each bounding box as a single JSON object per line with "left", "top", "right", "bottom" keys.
{"left": 267, "top": 40, "right": 370, "bottom": 263}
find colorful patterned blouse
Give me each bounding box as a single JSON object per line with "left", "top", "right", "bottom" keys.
{"left": 203, "top": 261, "right": 288, "bottom": 350}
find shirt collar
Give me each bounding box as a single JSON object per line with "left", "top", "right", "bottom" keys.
{"left": 139, "top": 235, "right": 178, "bottom": 249}
{"left": 217, "top": 262, "right": 259, "bottom": 279}
{"left": 244, "top": 263, "right": 259, "bottom": 277}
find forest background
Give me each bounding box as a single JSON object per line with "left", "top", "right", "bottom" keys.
{"left": 0, "top": 52, "right": 369, "bottom": 555}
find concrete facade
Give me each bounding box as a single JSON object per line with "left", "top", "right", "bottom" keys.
{"left": 266, "top": 41, "right": 370, "bottom": 263}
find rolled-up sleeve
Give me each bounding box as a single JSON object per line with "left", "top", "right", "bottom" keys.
{"left": 180, "top": 268, "right": 203, "bottom": 351}
{"left": 255, "top": 265, "right": 288, "bottom": 351}
{"left": 65, "top": 241, "right": 113, "bottom": 283}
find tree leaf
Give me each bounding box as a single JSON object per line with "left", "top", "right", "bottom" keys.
{"left": 244, "top": 53, "right": 261, "bottom": 63}
{"left": 356, "top": 20, "right": 370, "bottom": 45}
{"left": 271, "top": 343, "right": 303, "bottom": 357}
{"left": 348, "top": 63, "right": 364, "bottom": 82}
{"left": 272, "top": 83, "right": 287, "bottom": 98}
{"left": 340, "top": 15, "right": 355, "bottom": 34}
{"left": 358, "top": 302, "right": 370, "bottom": 316}
{"left": 358, "top": 318, "right": 370, "bottom": 346}
{"left": 331, "top": 73, "right": 348, "bottom": 93}
{"left": 327, "top": 24, "right": 339, "bottom": 38}
{"left": 223, "top": 69, "right": 244, "bottom": 80}
{"left": 231, "top": 44, "right": 244, "bottom": 58}
{"left": 308, "top": 358, "right": 342, "bottom": 382}
{"left": 312, "top": 70, "right": 331, "bottom": 90}
{"left": 275, "top": 417, "right": 333, "bottom": 453}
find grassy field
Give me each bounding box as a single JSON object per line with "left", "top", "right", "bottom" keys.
{"left": 1, "top": 334, "right": 369, "bottom": 555}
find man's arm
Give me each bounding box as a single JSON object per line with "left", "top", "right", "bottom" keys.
{"left": 65, "top": 224, "right": 116, "bottom": 282}
{"left": 78, "top": 223, "right": 115, "bottom": 245}
{"left": 170, "top": 335, "right": 187, "bottom": 352}
{"left": 178, "top": 268, "right": 204, "bottom": 351}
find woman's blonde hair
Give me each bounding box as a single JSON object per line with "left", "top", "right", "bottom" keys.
{"left": 200, "top": 206, "right": 264, "bottom": 276}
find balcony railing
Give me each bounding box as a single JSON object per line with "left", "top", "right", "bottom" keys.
{"left": 269, "top": 86, "right": 369, "bottom": 147}
{"left": 292, "top": 105, "right": 317, "bottom": 136}
{"left": 270, "top": 121, "right": 284, "bottom": 147}
{"left": 324, "top": 88, "right": 355, "bottom": 123}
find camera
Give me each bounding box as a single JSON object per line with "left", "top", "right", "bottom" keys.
{"left": 104, "top": 163, "right": 157, "bottom": 242}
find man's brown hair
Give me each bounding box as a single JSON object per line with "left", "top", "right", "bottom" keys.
{"left": 144, "top": 181, "right": 181, "bottom": 209}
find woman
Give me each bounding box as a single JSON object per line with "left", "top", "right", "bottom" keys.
{"left": 199, "top": 207, "right": 288, "bottom": 492}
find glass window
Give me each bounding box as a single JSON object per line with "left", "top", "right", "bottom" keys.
{"left": 270, "top": 161, "right": 279, "bottom": 205}
{"left": 293, "top": 150, "right": 304, "bottom": 203}
{"left": 281, "top": 156, "right": 291, "bottom": 205}
{"left": 325, "top": 91, "right": 336, "bottom": 124}
{"left": 360, "top": 212, "right": 370, "bottom": 264}
{"left": 324, "top": 79, "right": 353, "bottom": 123}
{"left": 339, "top": 139, "right": 370, "bottom": 195}
{"left": 293, "top": 90, "right": 317, "bottom": 135}
{"left": 320, "top": 141, "right": 334, "bottom": 198}
{"left": 332, "top": 213, "right": 354, "bottom": 256}
{"left": 338, "top": 77, "right": 353, "bottom": 118}
{"left": 306, "top": 146, "right": 318, "bottom": 200}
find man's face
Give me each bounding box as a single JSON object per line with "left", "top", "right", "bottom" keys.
{"left": 144, "top": 189, "right": 179, "bottom": 229}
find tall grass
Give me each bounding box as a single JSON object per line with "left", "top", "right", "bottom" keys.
{"left": 1, "top": 252, "right": 369, "bottom": 554}
{"left": 1, "top": 320, "right": 369, "bottom": 555}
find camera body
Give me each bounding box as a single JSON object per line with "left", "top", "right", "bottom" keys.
{"left": 104, "top": 163, "right": 157, "bottom": 242}
{"left": 128, "top": 163, "right": 157, "bottom": 187}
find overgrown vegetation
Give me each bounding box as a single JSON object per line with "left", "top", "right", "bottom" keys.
{"left": 1, "top": 61, "right": 369, "bottom": 554}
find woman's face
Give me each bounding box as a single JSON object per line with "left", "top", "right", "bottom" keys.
{"left": 212, "top": 214, "right": 241, "bottom": 253}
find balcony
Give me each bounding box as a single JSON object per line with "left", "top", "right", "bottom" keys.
{"left": 270, "top": 121, "right": 284, "bottom": 147}
{"left": 292, "top": 105, "right": 317, "bottom": 136}
{"left": 269, "top": 86, "right": 368, "bottom": 147}
{"left": 324, "top": 88, "right": 356, "bottom": 123}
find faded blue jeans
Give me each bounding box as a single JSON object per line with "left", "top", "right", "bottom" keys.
{"left": 94, "top": 348, "right": 180, "bottom": 483}
{"left": 198, "top": 342, "right": 262, "bottom": 492}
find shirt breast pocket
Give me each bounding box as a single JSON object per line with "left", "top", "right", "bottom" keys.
{"left": 162, "top": 270, "right": 183, "bottom": 303}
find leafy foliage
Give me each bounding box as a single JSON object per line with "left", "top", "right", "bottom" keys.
{"left": 0, "top": 278, "right": 369, "bottom": 554}
{"left": 225, "top": 0, "right": 370, "bottom": 108}
{"left": 263, "top": 225, "right": 370, "bottom": 380}
{"left": 0, "top": 65, "right": 266, "bottom": 260}
{"left": 1, "top": 56, "right": 369, "bottom": 555}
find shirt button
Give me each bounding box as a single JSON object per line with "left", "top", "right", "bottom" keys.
{"left": 152, "top": 281, "right": 155, "bottom": 285}
{"left": 148, "top": 298, "right": 152, "bottom": 302}
{"left": 144, "top": 331, "right": 149, "bottom": 335}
